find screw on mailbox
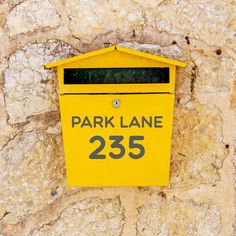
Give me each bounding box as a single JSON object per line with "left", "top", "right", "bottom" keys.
{"left": 112, "top": 99, "right": 120, "bottom": 108}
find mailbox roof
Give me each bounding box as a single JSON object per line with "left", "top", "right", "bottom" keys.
{"left": 45, "top": 45, "right": 186, "bottom": 69}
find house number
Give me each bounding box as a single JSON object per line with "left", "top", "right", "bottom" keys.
{"left": 89, "top": 136, "right": 145, "bottom": 159}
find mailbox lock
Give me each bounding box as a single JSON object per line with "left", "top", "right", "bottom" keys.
{"left": 112, "top": 99, "right": 120, "bottom": 108}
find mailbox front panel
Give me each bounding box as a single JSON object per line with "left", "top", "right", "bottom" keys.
{"left": 60, "top": 94, "right": 174, "bottom": 186}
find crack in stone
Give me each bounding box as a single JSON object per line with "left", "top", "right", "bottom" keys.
{"left": 190, "top": 64, "right": 199, "bottom": 99}
{"left": 0, "top": 211, "right": 11, "bottom": 221}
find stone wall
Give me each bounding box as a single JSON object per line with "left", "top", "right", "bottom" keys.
{"left": 0, "top": 0, "right": 235, "bottom": 235}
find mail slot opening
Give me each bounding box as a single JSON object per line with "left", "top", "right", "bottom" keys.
{"left": 64, "top": 68, "right": 169, "bottom": 84}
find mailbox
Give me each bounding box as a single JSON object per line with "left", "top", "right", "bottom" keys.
{"left": 45, "top": 46, "right": 186, "bottom": 186}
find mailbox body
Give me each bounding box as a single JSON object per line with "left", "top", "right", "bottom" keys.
{"left": 45, "top": 46, "right": 186, "bottom": 187}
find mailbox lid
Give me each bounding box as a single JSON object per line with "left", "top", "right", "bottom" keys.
{"left": 44, "top": 46, "right": 186, "bottom": 94}
{"left": 59, "top": 93, "right": 174, "bottom": 186}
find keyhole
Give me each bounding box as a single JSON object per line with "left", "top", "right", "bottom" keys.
{"left": 112, "top": 99, "right": 120, "bottom": 108}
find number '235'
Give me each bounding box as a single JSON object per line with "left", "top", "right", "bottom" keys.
{"left": 89, "top": 136, "right": 145, "bottom": 159}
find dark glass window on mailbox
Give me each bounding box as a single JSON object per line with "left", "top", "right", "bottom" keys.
{"left": 64, "top": 68, "right": 169, "bottom": 84}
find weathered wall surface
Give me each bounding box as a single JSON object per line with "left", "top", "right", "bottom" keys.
{"left": 0, "top": 0, "right": 235, "bottom": 235}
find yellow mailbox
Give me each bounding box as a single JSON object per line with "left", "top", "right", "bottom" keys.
{"left": 45, "top": 46, "right": 186, "bottom": 187}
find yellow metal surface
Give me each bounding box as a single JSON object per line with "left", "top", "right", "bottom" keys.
{"left": 60, "top": 94, "right": 174, "bottom": 186}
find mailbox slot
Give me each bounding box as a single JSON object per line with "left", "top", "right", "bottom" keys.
{"left": 64, "top": 67, "right": 169, "bottom": 84}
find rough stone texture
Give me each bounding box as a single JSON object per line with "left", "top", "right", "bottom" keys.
{"left": 0, "top": 123, "right": 65, "bottom": 224}
{"left": 171, "top": 101, "right": 226, "bottom": 187}
{"left": 0, "top": 91, "right": 17, "bottom": 149}
{"left": 4, "top": 40, "right": 78, "bottom": 124}
{"left": 31, "top": 197, "right": 124, "bottom": 236}
{"left": 137, "top": 196, "right": 221, "bottom": 236}
{"left": 0, "top": 0, "right": 235, "bottom": 236}
{"left": 6, "top": 0, "right": 61, "bottom": 36}
{"left": 65, "top": 0, "right": 146, "bottom": 43}
{"left": 143, "top": 0, "right": 235, "bottom": 47}
{"left": 191, "top": 52, "right": 236, "bottom": 93}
